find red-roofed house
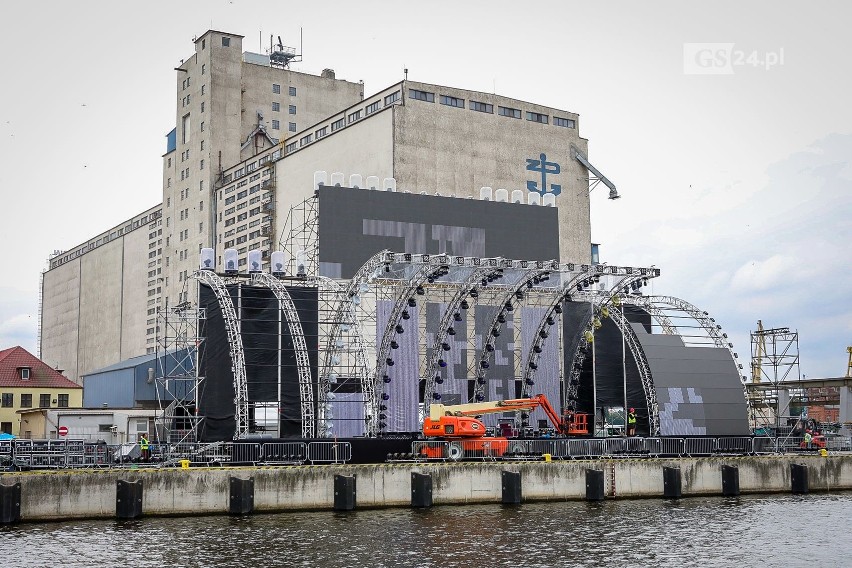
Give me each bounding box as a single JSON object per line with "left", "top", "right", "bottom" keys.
{"left": 0, "top": 346, "right": 82, "bottom": 436}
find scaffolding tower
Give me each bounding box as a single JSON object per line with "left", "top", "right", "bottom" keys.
{"left": 749, "top": 323, "right": 801, "bottom": 433}
{"left": 155, "top": 301, "right": 206, "bottom": 444}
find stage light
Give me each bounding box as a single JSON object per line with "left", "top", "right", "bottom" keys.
{"left": 533, "top": 345, "right": 542, "bottom": 354}
{"left": 435, "top": 376, "right": 444, "bottom": 384}
{"left": 427, "top": 277, "right": 435, "bottom": 284}
{"left": 460, "top": 300, "right": 470, "bottom": 310}
{"left": 554, "top": 304, "right": 563, "bottom": 314}
{"left": 381, "top": 393, "right": 390, "bottom": 401}
{"left": 453, "top": 312, "right": 462, "bottom": 322}
{"left": 527, "top": 281, "right": 534, "bottom": 289}
{"left": 433, "top": 393, "right": 442, "bottom": 400}
{"left": 623, "top": 286, "right": 629, "bottom": 294}
{"left": 439, "top": 359, "right": 447, "bottom": 368}
{"left": 481, "top": 278, "right": 488, "bottom": 287}
{"left": 546, "top": 316, "right": 555, "bottom": 326}
{"left": 485, "top": 344, "right": 494, "bottom": 352}
{"left": 515, "top": 290, "right": 524, "bottom": 300}
{"left": 504, "top": 302, "right": 514, "bottom": 312}
{"left": 380, "top": 404, "right": 387, "bottom": 411}
{"left": 497, "top": 313, "right": 506, "bottom": 324}
{"left": 390, "top": 340, "right": 399, "bottom": 350}
{"left": 379, "top": 422, "right": 387, "bottom": 429}
{"left": 402, "top": 310, "right": 411, "bottom": 320}
{"left": 480, "top": 360, "right": 490, "bottom": 369}
{"left": 383, "top": 375, "right": 392, "bottom": 383}
{"left": 643, "top": 278, "right": 648, "bottom": 286}
{"left": 525, "top": 378, "right": 535, "bottom": 385}
{"left": 475, "top": 394, "right": 485, "bottom": 401}
{"left": 386, "top": 358, "right": 394, "bottom": 366}
{"left": 539, "top": 330, "right": 548, "bottom": 339}
{"left": 384, "top": 264, "right": 391, "bottom": 273}
{"left": 593, "top": 275, "right": 600, "bottom": 283}
{"left": 407, "top": 298, "right": 417, "bottom": 307}
{"left": 447, "top": 326, "right": 456, "bottom": 335}
{"left": 491, "top": 328, "right": 500, "bottom": 337}
{"left": 469, "top": 288, "right": 479, "bottom": 298}
{"left": 395, "top": 324, "right": 404, "bottom": 334}
{"left": 379, "top": 413, "right": 387, "bottom": 420}
{"left": 441, "top": 342, "right": 451, "bottom": 351}
{"left": 570, "top": 377, "right": 580, "bottom": 386}
{"left": 416, "top": 286, "right": 425, "bottom": 295}
{"left": 576, "top": 284, "right": 583, "bottom": 291}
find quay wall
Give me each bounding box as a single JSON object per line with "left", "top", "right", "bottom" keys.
{"left": 1, "top": 454, "right": 851, "bottom": 521}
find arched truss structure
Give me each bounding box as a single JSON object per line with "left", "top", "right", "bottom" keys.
{"left": 555, "top": 266, "right": 662, "bottom": 434}
{"left": 192, "top": 270, "right": 249, "bottom": 439}
{"left": 422, "top": 260, "right": 507, "bottom": 406}
{"left": 315, "top": 251, "right": 390, "bottom": 437}
{"left": 251, "top": 273, "right": 315, "bottom": 438}
{"left": 470, "top": 263, "right": 559, "bottom": 402}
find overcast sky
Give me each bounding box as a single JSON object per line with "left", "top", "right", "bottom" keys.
{"left": 1, "top": 1, "right": 849, "bottom": 378}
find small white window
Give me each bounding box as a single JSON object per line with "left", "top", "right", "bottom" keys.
{"left": 20, "top": 368, "right": 30, "bottom": 380}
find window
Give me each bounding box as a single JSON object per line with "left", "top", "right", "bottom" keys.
{"left": 0, "top": 423, "right": 10, "bottom": 435}
{"left": 554, "top": 116, "right": 576, "bottom": 128}
{"left": 200, "top": 121, "right": 205, "bottom": 132}
{"left": 300, "top": 134, "right": 312, "bottom": 146}
{"left": 199, "top": 159, "right": 205, "bottom": 170}
{"left": 272, "top": 119, "right": 280, "bottom": 130}
{"left": 200, "top": 101, "right": 205, "bottom": 113}
{"left": 237, "top": 189, "right": 248, "bottom": 199}
{"left": 39, "top": 394, "right": 51, "bottom": 408}
{"left": 365, "top": 101, "right": 380, "bottom": 115}
{"left": 498, "top": 106, "right": 521, "bottom": 119}
{"left": 289, "top": 86, "right": 297, "bottom": 96}
{"left": 409, "top": 89, "right": 435, "bottom": 102}
{"left": 182, "top": 113, "right": 190, "bottom": 143}
{"left": 384, "top": 91, "right": 401, "bottom": 105}
{"left": 315, "top": 126, "right": 328, "bottom": 138}
{"left": 20, "top": 367, "right": 30, "bottom": 380}
{"left": 222, "top": 36, "right": 230, "bottom": 47}
{"left": 199, "top": 200, "right": 203, "bottom": 211}
{"left": 200, "top": 140, "right": 205, "bottom": 151}
{"left": 526, "top": 111, "right": 548, "bottom": 124}
{"left": 201, "top": 84, "right": 205, "bottom": 96}
{"left": 199, "top": 222, "right": 204, "bottom": 233}
{"left": 1, "top": 393, "right": 11, "bottom": 408}
{"left": 202, "top": 39, "right": 206, "bottom": 50}
{"left": 470, "top": 101, "right": 493, "bottom": 114}
{"left": 58, "top": 394, "right": 69, "bottom": 408}
{"left": 272, "top": 102, "right": 280, "bottom": 112}
{"left": 331, "top": 118, "right": 344, "bottom": 131}
{"left": 440, "top": 95, "right": 464, "bottom": 108}
{"left": 20, "top": 394, "right": 32, "bottom": 408}
{"left": 285, "top": 142, "right": 297, "bottom": 152}
{"left": 201, "top": 63, "right": 206, "bottom": 75}
{"left": 348, "top": 110, "right": 361, "bottom": 123}
{"left": 288, "top": 105, "right": 296, "bottom": 115}
{"left": 273, "top": 83, "right": 281, "bottom": 94}
{"left": 288, "top": 122, "right": 296, "bottom": 132}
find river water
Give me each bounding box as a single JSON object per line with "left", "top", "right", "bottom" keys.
{"left": 2, "top": 493, "right": 850, "bottom": 567}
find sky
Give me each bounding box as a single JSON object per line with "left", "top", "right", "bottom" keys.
{"left": 0, "top": 0, "right": 850, "bottom": 378}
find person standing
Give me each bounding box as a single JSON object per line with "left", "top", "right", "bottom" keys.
{"left": 139, "top": 434, "right": 150, "bottom": 462}
{"left": 627, "top": 408, "right": 637, "bottom": 436}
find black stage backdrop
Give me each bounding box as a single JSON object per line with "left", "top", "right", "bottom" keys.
{"left": 563, "top": 301, "right": 651, "bottom": 435}
{"left": 198, "top": 282, "right": 318, "bottom": 441}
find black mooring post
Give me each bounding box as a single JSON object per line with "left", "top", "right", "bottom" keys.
{"left": 411, "top": 472, "right": 433, "bottom": 508}
{"left": 229, "top": 477, "right": 255, "bottom": 515}
{"left": 663, "top": 467, "right": 682, "bottom": 499}
{"left": 116, "top": 479, "right": 143, "bottom": 519}
{"left": 0, "top": 483, "right": 22, "bottom": 524}
{"left": 721, "top": 465, "right": 740, "bottom": 496}
{"left": 501, "top": 470, "right": 522, "bottom": 504}
{"left": 586, "top": 469, "right": 605, "bottom": 501}
{"left": 791, "top": 464, "right": 809, "bottom": 494}
{"left": 334, "top": 475, "right": 356, "bottom": 511}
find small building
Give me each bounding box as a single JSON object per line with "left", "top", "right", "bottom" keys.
{"left": 0, "top": 346, "right": 83, "bottom": 436}
{"left": 16, "top": 407, "right": 158, "bottom": 443}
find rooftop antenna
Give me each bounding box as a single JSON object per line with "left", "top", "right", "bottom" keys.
{"left": 404, "top": 67, "right": 408, "bottom": 81}
{"left": 269, "top": 28, "right": 303, "bottom": 69}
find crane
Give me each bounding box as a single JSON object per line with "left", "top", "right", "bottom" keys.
{"left": 420, "top": 394, "right": 589, "bottom": 461}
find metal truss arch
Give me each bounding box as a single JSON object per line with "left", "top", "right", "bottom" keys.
{"left": 192, "top": 270, "right": 249, "bottom": 439}
{"left": 252, "top": 273, "right": 316, "bottom": 438}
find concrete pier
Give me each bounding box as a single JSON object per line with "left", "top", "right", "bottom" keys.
{"left": 2, "top": 454, "right": 851, "bottom": 522}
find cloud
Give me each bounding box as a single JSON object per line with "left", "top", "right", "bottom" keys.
{"left": 0, "top": 313, "right": 38, "bottom": 352}
{"left": 730, "top": 255, "right": 800, "bottom": 292}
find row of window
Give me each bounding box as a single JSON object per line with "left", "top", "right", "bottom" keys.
{"left": 409, "top": 89, "right": 576, "bottom": 128}
{"left": 1, "top": 393, "right": 69, "bottom": 408}
{"left": 49, "top": 210, "right": 162, "bottom": 269}
{"left": 272, "top": 84, "right": 298, "bottom": 96}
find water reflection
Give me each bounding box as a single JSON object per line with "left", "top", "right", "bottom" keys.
{"left": 2, "top": 493, "right": 849, "bottom": 567}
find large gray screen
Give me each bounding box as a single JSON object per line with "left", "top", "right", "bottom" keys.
{"left": 317, "top": 186, "right": 560, "bottom": 278}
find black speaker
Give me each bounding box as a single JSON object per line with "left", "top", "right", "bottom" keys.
{"left": 334, "top": 475, "right": 356, "bottom": 511}
{"left": 721, "top": 465, "right": 740, "bottom": 497}
{"left": 116, "top": 479, "right": 143, "bottom": 519}
{"left": 229, "top": 477, "right": 255, "bottom": 515}
{"left": 501, "top": 471, "right": 522, "bottom": 504}
{"left": 791, "top": 463, "right": 809, "bottom": 494}
{"left": 411, "top": 472, "right": 433, "bottom": 508}
{"left": 0, "top": 483, "right": 21, "bottom": 524}
{"left": 663, "top": 467, "right": 681, "bottom": 499}
{"left": 586, "top": 469, "right": 605, "bottom": 501}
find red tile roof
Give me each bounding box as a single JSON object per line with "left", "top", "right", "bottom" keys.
{"left": 0, "top": 346, "right": 81, "bottom": 389}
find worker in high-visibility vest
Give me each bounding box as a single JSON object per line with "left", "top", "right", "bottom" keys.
{"left": 627, "top": 408, "right": 637, "bottom": 436}
{"left": 140, "top": 434, "right": 150, "bottom": 462}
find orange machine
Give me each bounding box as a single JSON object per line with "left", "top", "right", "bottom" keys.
{"left": 420, "top": 394, "right": 589, "bottom": 460}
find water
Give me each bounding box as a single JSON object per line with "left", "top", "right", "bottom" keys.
{"left": 2, "top": 493, "right": 850, "bottom": 567}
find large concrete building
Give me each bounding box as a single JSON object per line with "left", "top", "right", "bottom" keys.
{"left": 40, "top": 29, "right": 598, "bottom": 384}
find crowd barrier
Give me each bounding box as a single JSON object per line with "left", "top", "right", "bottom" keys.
{"left": 2, "top": 435, "right": 849, "bottom": 469}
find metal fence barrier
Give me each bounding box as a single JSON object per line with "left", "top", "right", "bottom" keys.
{"left": 306, "top": 441, "right": 352, "bottom": 464}
{"left": 261, "top": 442, "right": 308, "bottom": 464}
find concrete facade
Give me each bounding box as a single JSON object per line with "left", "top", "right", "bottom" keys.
{"left": 2, "top": 455, "right": 850, "bottom": 521}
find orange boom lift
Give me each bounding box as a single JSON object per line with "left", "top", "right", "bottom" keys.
{"left": 421, "top": 394, "right": 589, "bottom": 460}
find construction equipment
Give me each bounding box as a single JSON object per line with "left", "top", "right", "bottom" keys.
{"left": 421, "top": 394, "right": 589, "bottom": 461}
{"left": 846, "top": 346, "right": 851, "bottom": 378}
